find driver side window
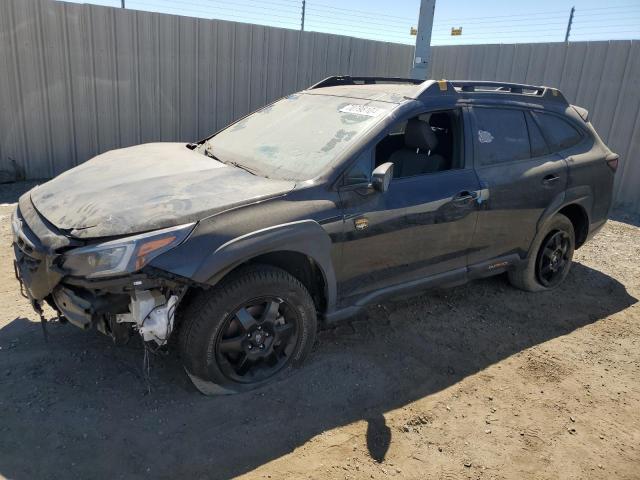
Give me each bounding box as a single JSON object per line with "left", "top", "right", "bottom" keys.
{"left": 375, "top": 109, "right": 463, "bottom": 178}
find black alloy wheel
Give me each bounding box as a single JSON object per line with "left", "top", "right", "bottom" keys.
{"left": 179, "top": 264, "right": 317, "bottom": 394}
{"left": 215, "top": 297, "right": 300, "bottom": 383}
{"left": 536, "top": 230, "right": 572, "bottom": 287}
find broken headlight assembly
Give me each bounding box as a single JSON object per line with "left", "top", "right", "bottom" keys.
{"left": 62, "top": 223, "right": 195, "bottom": 278}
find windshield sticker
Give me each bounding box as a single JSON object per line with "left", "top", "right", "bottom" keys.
{"left": 478, "top": 130, "right": 494, "bottom": 143}
{"left": 339, "top": 104, "right": 383, "bottom": 117}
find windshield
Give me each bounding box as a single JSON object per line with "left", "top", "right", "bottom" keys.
{"left": 201, "top": 93, "right": 396, "bottom": 181}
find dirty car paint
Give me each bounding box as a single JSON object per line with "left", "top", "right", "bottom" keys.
{"left": 30, "top": 143, "right": 295, "bottom": 239}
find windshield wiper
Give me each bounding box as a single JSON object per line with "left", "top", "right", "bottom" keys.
{"left": 203, "top": 149, "right": 222, "bottom": 162}
{"left": 201, "top": 143, "right": 261, "bottom": 177}
{"left": 223, "top": 159, "right": 259, "bottom": 176}
{"left": 207, "top": 150, "right": 259, "bottom": 176}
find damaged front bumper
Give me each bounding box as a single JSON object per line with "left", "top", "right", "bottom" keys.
{"left": 12, "top": 197, "right": 188, "bottom": 345}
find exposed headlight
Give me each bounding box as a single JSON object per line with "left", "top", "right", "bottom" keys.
{"left": 62, "top": 223, "right": 195, "bottom": 278}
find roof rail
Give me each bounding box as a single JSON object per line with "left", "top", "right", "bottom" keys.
{"left": 309, "top": 75, "right": 424, "bottom": 89}
{"left": 448, "top": 80, "right": 568, "bottom": 103}
{"left": 308, "top": 77, "right": 568, "bottom": 105}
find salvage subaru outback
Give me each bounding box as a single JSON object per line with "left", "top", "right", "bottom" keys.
{"left": 12, "top": 77, "right": 618, "bottom": 394}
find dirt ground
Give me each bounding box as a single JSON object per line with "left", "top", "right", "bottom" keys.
{"left": 1, "top": 182, "right": 639, "bottom": 480}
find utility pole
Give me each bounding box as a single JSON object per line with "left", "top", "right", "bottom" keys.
{"left": 565, "top": 6, "right": 575, "bottom": 43}
{"left": 301, "top": 0, "right": 306, "bottom": 31}
{"left": 121, "top": 0, "right": 125, "bottom": 8}
{"left": 410, "top": 0, "right": 436, "bottom": 80}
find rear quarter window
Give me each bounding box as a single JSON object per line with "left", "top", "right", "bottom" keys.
{"left": 531, "top": 111, "right": 583, "bottom": 151}
{"left": 525, "top": 112, "right": 550, "bottom": 157}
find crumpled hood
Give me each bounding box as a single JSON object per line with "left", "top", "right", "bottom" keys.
{"left": 30, "top": 143, "right": 295, "bottom": 239}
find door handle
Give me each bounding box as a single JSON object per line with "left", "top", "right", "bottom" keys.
{"left": 452, "top": 190, "right": 479, "bottom": 204}
{"left": 542, "top": 174, "right": 560, "bottom": 185}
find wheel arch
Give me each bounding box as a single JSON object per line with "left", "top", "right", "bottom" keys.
{"left": 557, "top": 203, "right": 589, "bottom": 248}
{"left": 535, "top": 188, "right": 591, "bottom": 254}
{"left": 191, "top": 220, "right": 337, "bottom": 313}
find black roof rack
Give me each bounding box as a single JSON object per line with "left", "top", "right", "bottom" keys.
{"left": 450, "top": 80, "right": 544, "bottom": 95}
{"left": 448, "top": 80, "right": 567, "bottom": 103}
{"left": 309, "top": 75, "right": 424, "bottom": 89}
{"left": 308, "top": 77, "right": 568, "bottom": 105}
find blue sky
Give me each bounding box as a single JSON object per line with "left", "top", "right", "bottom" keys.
{"left": 63, "top": 0, "right": 640, "bottom": 45}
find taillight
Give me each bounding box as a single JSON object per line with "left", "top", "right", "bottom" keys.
{"left": 606, "top": 153, "right": 619, "bottom": 172}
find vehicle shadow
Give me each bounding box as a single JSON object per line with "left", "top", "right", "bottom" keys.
{"left": 610, "top": 208, "right": 640, "bottom": 228}
{"left": 0, "top": 262, "right": 636, "bottom": 479}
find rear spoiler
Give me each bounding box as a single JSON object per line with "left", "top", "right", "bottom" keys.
{"left": 572, "top": 105, "right": 589, "bottom": 122}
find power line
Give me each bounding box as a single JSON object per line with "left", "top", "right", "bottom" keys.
{"left": 129, "top": 0, "right": 299, "bottom": 27}
{"left": 570, "top": 31, "right": 640, "bottom": 37}
{"left": 578, "top": 3, "right": 640, "bottom": 12}
{"left": 434, "top": 21, "right": 567, "bottom": 30}
{"left": 132, "top": 0, "right": 299, "bottom": 21}
{"left": 573, "top": 16, "right": 640, "bottom": 24}
{"left": 572, "top": 23, "right": 640, "bottom": 29}
{"left": 305, "top": 8, "right": 413, "bottom": 27}
{"left": 574, "top": 12, "right": 640, "bottom": 19}
{"left": 570, "top": 28, "right": 640, "bottom": 33}
{"left": 303, "top": 22, "right": 410, "bottom": 40}
{"left": 431, "top": 31, "right": 564, "bottom": 39}
{"left": 307, "top": 1, "right": 416, "bottom": 22}
{"left": 304, "top": 18, "right": 410, "bottom": 33}
{"left": 192, "top": 0, "right": 300, "bottom": 12}
{"left": 434, "top": 9, "right": 570, "bottom": 23}
{"left": 304, "top": 23, "right": 410, "bottom": 41}
{"left": 305, "top": 15, "right": 413, "bottom": 32}
{"left": 433, "top": 16, "right": 568, "bottom": 27}
{"left": 303, "top": 9, "right": 571, "bottom": 35}
{"left": 149, "top": 0, "right": 300, "bottom": 17}
{"left": 431, "top": 25, "right": 568, "bottom": 34}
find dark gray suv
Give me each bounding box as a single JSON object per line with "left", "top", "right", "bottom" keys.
{"left": 12, "top": 77, "right": 618, "bottom": 394}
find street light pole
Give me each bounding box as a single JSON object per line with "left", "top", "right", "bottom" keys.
{"left": 410, "top": 0, "right": 436, "bottom": 80}
{"left": 301, "top": 0, "right": 306, "bottom": 31}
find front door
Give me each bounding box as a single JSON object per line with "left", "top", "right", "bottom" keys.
{"left": 336, "top": 108, "right": 481, "bottom": 304}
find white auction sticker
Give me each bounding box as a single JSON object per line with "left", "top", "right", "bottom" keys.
{"left": 339, "top": 104, "right": 383, "bottom": 117}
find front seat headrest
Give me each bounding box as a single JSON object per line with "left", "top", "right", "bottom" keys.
{"left": 404, "top": 118, "right": 438, "bottom": 151}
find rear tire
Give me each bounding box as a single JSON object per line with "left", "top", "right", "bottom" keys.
{"left": 508, "top": 214, "right": 575, "bottom": 292}
{"left": 178, "top": 264, "right": 317, "bottom": 394}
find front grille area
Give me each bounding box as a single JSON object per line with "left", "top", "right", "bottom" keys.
{"left": 15, "top": 235, "right": 35, "bottom": 256}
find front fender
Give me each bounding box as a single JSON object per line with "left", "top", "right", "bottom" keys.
{"left": 192, "top": 220, "right": 337, "bottom": 310}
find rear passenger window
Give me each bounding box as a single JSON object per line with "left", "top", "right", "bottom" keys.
{"left": 531, "top": 111, "right": 582, "bottom": 151}
{"left": 474, "top": 108, "right": 530, "bottom": 166}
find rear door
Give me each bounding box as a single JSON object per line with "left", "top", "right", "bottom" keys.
{"left": 468, "top": 106, "right": 568, "bottom": 265}
{"left": 531, "top": 110, "right": 611, "bottom": 225}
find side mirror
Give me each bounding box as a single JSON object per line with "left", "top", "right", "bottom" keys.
{"left": 371, "top": 162, "right": 394, "bottom": 193}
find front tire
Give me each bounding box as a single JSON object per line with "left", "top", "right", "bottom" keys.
{"left": 508, "top": 214, "right": 575, "bottom": 292}
{"left": 179, "top": 265, "right": 317, "bottom": 394}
